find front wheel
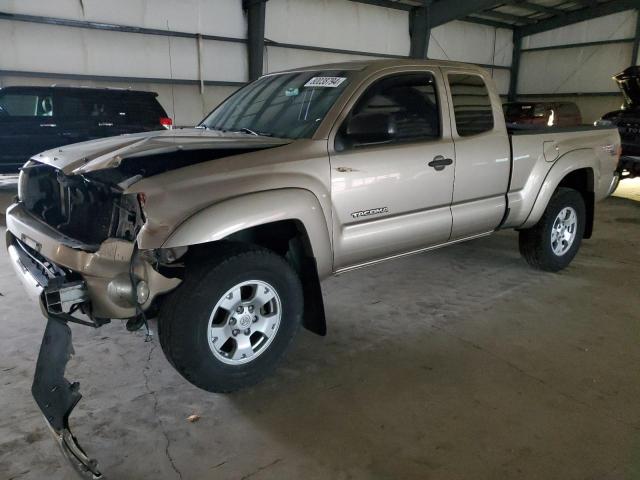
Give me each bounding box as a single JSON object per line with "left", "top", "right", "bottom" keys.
{"left": 158, "top": 243, "right": 303, "bottom": 392}
{"left": 519, "top": 187, "right": 586, "bottom": 272}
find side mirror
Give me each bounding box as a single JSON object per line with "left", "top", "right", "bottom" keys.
{"left": 345, "top": 112, "right": 396, "bottom": 144}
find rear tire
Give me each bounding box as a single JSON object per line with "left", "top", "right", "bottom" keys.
{"left": 158, "top": 243, "right": 303, "bottom": 393}
{"left": 519, "top": 187, "right": 586, "bottom": 272}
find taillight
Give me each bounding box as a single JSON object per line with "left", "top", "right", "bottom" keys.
{"left": 160, "top": 117, "right": 173, "bottom": 129}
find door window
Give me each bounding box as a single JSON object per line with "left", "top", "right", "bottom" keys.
{"left": 0, "top": 93, "right": 54, "bottom": 117}
{"left": 448, "top": 74, "right": 494, "bottom": 137}
{"left": 336, "top": 73, "right": 440, "bottom": 150}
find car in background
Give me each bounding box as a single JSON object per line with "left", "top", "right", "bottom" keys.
{"left": 0, "top": 86, "right": 172, "bottom": 173}
{"left": 597, "top": 66, "right": 640, "bottom": 179}
{"left": 503, "top": 101, "right": 582, "bottom": 128}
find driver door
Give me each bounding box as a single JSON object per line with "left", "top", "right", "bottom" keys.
{"left": 329, "top": 69, "right": 455, "bottom": 271}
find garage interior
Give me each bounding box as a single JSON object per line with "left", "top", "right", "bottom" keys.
{"left": 0, "top": 0, "right": 639, "bottom": 479}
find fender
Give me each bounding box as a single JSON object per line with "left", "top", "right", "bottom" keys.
{"left": 520, "top": 149, "right": 596, "bottom": 230}
{"left": 162, "top": 188, "right": 334, "bottom": 278}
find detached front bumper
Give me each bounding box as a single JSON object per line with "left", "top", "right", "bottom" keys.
{"left": 6, "top": 230, "right": 104, "bottom": 477}
{"left": 33, "top": 316, "right": 103, "bottom": 479}
{"left": 5, "top": 202, "right": 180, "bottom": 478}
{"left": 5, "top": 202, "right": 180, "bottom": 319}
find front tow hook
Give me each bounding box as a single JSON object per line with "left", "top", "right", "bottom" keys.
{"left": 32, "top": 315, "right": 103, "bottom": 479}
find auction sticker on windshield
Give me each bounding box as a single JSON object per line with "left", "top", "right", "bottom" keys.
{"left": 304, "top": 77, "right": 347, "bottom": 88}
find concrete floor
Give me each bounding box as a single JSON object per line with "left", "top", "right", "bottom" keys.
{"left": 0, "top": 179, "right": 639, "bottom": 480}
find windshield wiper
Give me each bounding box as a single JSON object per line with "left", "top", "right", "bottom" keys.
{"left": 199, "top": 125, "right": 274, "bottom": 137}
{"left": 235, "top": 127, "right": 274, "bottom": 137}
{"left": 225, "top": 127, "right": 273, "bottom": 137}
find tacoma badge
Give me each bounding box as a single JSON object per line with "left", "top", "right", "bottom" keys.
{"left": 351, "top": 207, "right": 389, "bottom": 219}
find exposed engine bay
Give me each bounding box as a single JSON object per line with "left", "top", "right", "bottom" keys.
{"left": 18, "top": 161, "right": 145, "bottom": 248}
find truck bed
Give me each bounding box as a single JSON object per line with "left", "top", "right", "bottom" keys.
{"left": 503, "top": 125, "right": 620, "bottom": 230}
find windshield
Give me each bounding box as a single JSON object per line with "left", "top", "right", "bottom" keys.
{"left": 200, "top": 70, "right": 352, "bottom": 139}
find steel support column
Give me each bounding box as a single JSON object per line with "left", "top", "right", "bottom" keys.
{"left": 409, "top": 2, "right": 431, "bottom": 59}
{"left": 244, "top": 0, "right": 267, "bottom": 81}
{"left": 632, "top": 9, "right": 640, "bottom": 65}
{"left": 508, "top": 31, "right": 522, "bottom": 101}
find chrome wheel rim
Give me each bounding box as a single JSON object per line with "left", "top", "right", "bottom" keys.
{"left": 207, "top": 280, "right": 282, "bottom": 365}
{"left": 551, "top": 206, "right": 578, "bottom": 256}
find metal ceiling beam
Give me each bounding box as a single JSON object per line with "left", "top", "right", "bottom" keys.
{"left": 463, "top": 16, "right": 515, "bottom": 29}
{"left": 517, "top": 0, "right": 639, "bottom": 37}
{"left": 476, "top": 9, "right": 537, "bottom": 24}
{"left": 350, "top": 0, "right": 507, "bottom": 28}
{"left": 243, "top": 0, "right": 267, "bottom": 81}
{"left": 429, "top": 1, "right": 503, "bottom": 27}
{"left": 514, "top": 1, "right": 565, "bottom": 15}
{"left": 632, "top": 9, "right": 640, "bottom": 65}
{"left": 347, "top": 0, "right": 414, "bottom": 11}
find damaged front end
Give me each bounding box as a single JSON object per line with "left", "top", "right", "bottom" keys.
{"left": 7, "top": 161, "right": 186, "bottom": 478}
{"left": 6, "top": 130, "right": 292, "bottom": 477}
{"left": 12, "top": 161, "right": 184, "bottom": 319}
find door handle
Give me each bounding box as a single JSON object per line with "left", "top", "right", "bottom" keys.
{"left": 428, "top": 155, "right": 453, "bottom": 171}
{"left": 39, "top": 123, "right": 57, "bottom": 128}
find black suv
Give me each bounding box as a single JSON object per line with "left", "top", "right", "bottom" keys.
{"left": 599, "top": 66, "right": 640, "bottom": 179}
{"left": 0, "top": 86, "right": 171, "bottom": 173}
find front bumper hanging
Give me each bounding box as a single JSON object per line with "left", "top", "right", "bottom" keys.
{"left": 32, "top": 314, "right": 103, "bottom": 479}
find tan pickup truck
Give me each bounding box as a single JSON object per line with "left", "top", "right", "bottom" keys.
{"left": 5, "top": 59, "right": 620, "bottom": 477}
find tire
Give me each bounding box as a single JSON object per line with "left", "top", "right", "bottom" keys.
{"left": 519, "top": 187, "right": 586, "bottom": 272}
{"left": 158, "top": 242, "right": 303, "bottom": 393}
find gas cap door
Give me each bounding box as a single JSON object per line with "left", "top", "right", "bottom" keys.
{"left": 543, "top": 140, "right": 560, "bottom": 162}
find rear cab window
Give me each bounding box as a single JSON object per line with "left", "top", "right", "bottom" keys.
{"left": 447, "top": 73, "right": 494, "bottom": 137}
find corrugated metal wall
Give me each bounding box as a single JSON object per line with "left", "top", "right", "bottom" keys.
{"left": 265, "top": 0, "right": 410, "bottom": 58}
{"left": 429, "top": 20, "right": 513, "bottom": 96}
{"left": 0, "top": 0, "right": 515, "bottom": 126}
{"left": 517, "top": 10, "right": 637, "bottom": 122}
{"left": 2, "top": 0, "right": 633, "bottom": 125}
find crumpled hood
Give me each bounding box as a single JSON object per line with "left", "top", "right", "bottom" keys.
{"left": 30, "top": 128, "right": 293, "bottom": 175}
